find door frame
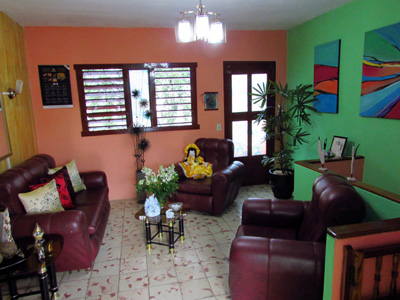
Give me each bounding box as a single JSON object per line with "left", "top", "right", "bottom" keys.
{"left": 223, "top": 61, "right": 276, "bottom": 185}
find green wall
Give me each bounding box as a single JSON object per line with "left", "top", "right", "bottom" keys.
{"left": 294, "top": 163, "right": 400, "bottom": 221}
{"left": 288, "top": 0, "right": 400, "bottom": 196}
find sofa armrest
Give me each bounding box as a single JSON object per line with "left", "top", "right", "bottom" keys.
{"left": 174, "top": 164, "right": 186, "bottom": 180}
{"left": 10, "top": 210, "right": 93, "bottom": 271}
{"left": 242, "top": 198, "right": 308, "bottom": 228}
{"left": 212, "top": 161, "right": 244, "bottom": 185}
{"left": 11, "top": 210, "right": 89, "bottom": 239}
{"left": 229, "top": 237, "right": 325, "bottom": 300}
{"left": 80, "top": 171, "right": 108, "bottom": 189}
{"left": 211, "top": 161, "right": 245, "bottom": 215}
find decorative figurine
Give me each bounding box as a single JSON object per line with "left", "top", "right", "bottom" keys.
{"left": 165, "top": 209, "right": 174, "bottom": 219}
{"left": 3, "top": 208, "right": 15, "bottom": 243}
{"left": 0, "top": 241, "right": 17, "bottom": 259}
{"left": 0, "top": 208, "right": 23, "bottom": 259}
{"left": 33, "top": 223, "right": 46, "bottom": 260}
{"left": 318, "top": 137, "right": 328, "bottom": 171}
{"left": 179, "top": 144, "right": 213, "bottom": 179}
{"left": 348, "top": 144, "right": 360, "bottom": 182}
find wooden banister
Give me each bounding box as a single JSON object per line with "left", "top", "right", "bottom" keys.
{"left": 341, "top": 244, "right": 400, "bottom": 300}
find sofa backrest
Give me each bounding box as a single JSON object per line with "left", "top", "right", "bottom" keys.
{"left": 0, "top": 154, "right": 56, "bottom": 215}
{"left": 297, "top": 173, "right": 366, "bottom": 242}
{"left": 195, "top": 138, "right": 234, "bottom": 172}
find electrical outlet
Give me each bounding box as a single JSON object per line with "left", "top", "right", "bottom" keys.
{"left": 217, "top": 124, "right": 222, "bottom": 131}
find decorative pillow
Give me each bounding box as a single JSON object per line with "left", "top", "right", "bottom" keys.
{"left": 30, "top": 169, "right": 74, "bottom": 209}
{"left": 48, "top": 160, "right": 86, "bottom": 193}
{"left": 41, "top": 166, "right": 76, "bottom": 198}
{"left": 19, "top": 180, "right": 65, "bottom": 214}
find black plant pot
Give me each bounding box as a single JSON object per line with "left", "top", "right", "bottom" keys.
{"left": 136, "top": 170, "right": 146, "bottom": 204}
{"left": 269, "top": 169, "right": 294, "bottom": 199}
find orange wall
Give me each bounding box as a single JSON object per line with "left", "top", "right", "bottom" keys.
{"left": 331, "top": 231, "right": 400, "bottom": 300}
{"left": 24, "top": 27, "right": 287, "bottom": 200}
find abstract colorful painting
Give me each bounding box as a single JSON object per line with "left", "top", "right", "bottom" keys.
{"left": 313, "top": 40, "right": 341, "bottom": 113}
{"left": 360, "top": 22, "right": 400, "bottom": 119}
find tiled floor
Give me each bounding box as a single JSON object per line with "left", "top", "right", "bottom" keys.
{"left": 2, "top": 185, "right": 273, "bottom": 300}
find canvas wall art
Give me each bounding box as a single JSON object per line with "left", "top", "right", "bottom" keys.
{"left": 360, "top": 22, "right": 400, "bottom": 119}
{"left": 313, "top": 39, "right": 341, "bottom": 113}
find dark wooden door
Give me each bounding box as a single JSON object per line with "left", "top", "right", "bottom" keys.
{"left": 223, "top": 61, "right": 276, "bottom": 185}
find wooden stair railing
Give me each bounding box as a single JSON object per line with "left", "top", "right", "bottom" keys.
{"left": 341, "top": 244, "right": 400, "bottom": 300}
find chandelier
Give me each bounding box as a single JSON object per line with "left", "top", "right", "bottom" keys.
{"left": 175, "top": 0, "right": 226, "bottom": 44}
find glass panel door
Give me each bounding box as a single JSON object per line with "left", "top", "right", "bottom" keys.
{"left": 223, "top": 61, "right": 275, "bottom": 185}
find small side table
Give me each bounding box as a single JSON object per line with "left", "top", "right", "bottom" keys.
{"left": 135, "top": 202, "right": 190, "bottom": 253}
{"left": 0, "top": 235, "right": 63, "bottom": 300}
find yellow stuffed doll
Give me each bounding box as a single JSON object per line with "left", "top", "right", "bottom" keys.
{"left": 179, "top": 144, "right": 213, "bottom": 179}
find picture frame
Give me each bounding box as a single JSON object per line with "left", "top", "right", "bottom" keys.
{"left": 313, "top": 39, "right": 341, "bottom": 113}
{"left": 204, "top": 92, "right": 218, "bottom": 110}
{"left": 330, "top": 136, "right": 347, "bottom": 158}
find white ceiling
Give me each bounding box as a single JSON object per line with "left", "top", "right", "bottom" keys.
{"left": 0, "top": 0, "right": 353, "bottom": 30}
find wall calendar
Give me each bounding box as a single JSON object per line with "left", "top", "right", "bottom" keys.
{"left": 38, "top": 65, "right": 73, "bottom": 108}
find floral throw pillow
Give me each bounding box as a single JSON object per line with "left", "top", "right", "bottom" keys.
{"left": 31, "top": 169, "right": 74, "bottom": 209}
{"left": 48, "top": 159, "right": 86, "bottom": 193}
{"left": 19, "top": 179, "right": 65, "bottom": 214}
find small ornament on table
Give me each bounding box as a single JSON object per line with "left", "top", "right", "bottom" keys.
{"left": 165, "top": 209, "right": 174, "bottom": 219}
{"left": 347, "top": 144, "right": 360, "bottom": 182}
{"left": 144, "top": 194, "right": 161, "bottom": 217}
{"left": 0, "top": 241, "right": 17, "bottom": 259}
{"left": 318, "top": 137, "right": 328, "bottom": 171}
{"left": 33, "top": 223, "right": 46, "bottom": 260}
{"left": 0, "top": 208, "right": 23, "bottom": 259}
{"left": 3, "top": 208, "right": 13, "bottom": 242}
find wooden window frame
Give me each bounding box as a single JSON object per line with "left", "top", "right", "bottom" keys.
{"left": 74, "top": 63, "right": 199, "bottom": 137}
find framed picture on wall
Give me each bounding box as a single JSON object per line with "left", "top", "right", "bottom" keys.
{"left": 204, "top": 92, "right": 218, "bottom": 110}
{"left": 313, "top": 39, "right": 341, "bottom": 113}
{"left": 360, "top": 21, "right": 400, "bottom": 119}
{"left": 330, "top": 136, "right": 347, "bottom": 158}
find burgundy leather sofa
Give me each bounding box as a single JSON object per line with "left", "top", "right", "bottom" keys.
{"left": 172, "top": 138, "right": 245, "bottom": 215}
{"left": 0, "top": 154, "right": 110, "bottom": 272}
{"left": 229, "top": 173, "right": 366, "bottom": 300}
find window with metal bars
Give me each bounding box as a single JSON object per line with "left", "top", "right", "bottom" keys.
{"left": 74, "top": 63, "right": 199, "bottom": 136}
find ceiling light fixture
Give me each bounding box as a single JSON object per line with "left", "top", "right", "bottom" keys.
{"left": 175, "top": 0, "right": 226, "bottom": 44}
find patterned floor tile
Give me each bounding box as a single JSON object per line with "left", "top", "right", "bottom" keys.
{"left": 87, "top": 274, "right": 119, "bottom": 297}
{"left": 179, "top": 277, "right": 214, "bottom": 300}
{"left": 149, "top": 282, "right": 182, "bottom": 300}
{"left": 8, "top": 185, "right": 272, "bottom": 300}
{"left": 118, "top": 270, "right": 149, "bottom": 291}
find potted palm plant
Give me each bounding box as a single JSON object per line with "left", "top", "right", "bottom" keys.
{"left": 252, "top": 81, "right": 317, "bottom": 199}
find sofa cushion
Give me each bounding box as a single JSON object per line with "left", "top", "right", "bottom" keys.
{"left": 19, "top": 180, "right": 65, "bottom": 214}
{"left": 49, "top": 160, "right": 86, "bottom": 193}
{"left": 74, "top": 187, "right": 109, "bottom": 235}
{"left": 31, "top": 170, "right": 74, "bottom": 209}
{"left": 236, "top": 225, "right": 297, "bottom": 240}
{"left": 178, "top": 177, "right": 212, "bottom": 195}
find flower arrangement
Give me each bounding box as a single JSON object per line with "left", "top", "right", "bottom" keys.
{"left": 136, "top": 165, "right": 179, "bottom": 207}
{"left": 129, "top": 89, "right": 153, "bottom": 171}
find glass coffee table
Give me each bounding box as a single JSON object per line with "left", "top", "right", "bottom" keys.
{"left": 0, "top": 235, "right": 63, "bottom": 300}
{"left": 135, "top": 201, "right": 190, "bottom": 253}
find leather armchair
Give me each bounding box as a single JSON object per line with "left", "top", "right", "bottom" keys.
{"left": 229, "top": 173, "right": 366, "bottom": 300}
{"left": 172, "top": 138, "right": 245, "bottom": 215}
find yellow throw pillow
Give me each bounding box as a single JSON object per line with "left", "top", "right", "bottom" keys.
{"left": 48, "top": 159, "right": 86, "bottom": 193}
{"left": 18, "top": 179, "right": 64, "bottom": 214}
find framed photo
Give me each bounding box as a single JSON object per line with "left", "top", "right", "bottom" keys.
{"left": 330, "top": 136, "right": 347, "bottom": 158}
{"left": 204, "top": 92, "right": 218, "bottom": 110}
